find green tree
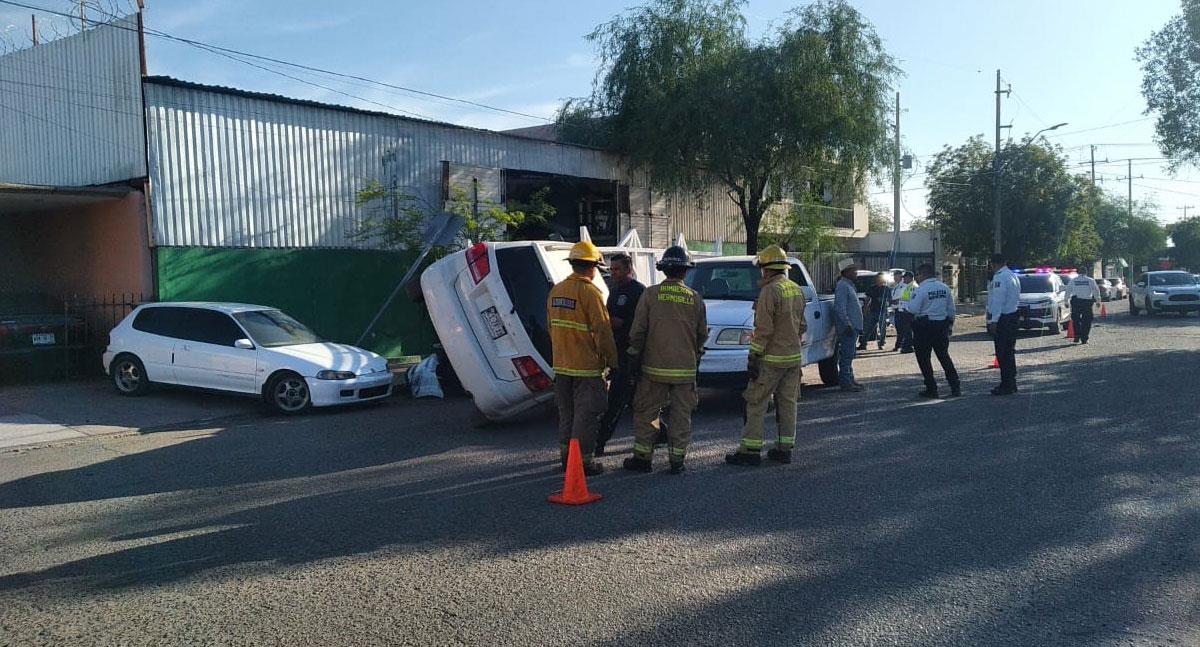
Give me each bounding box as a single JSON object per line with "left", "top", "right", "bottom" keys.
{"left": 1138, "top": 0, "right": 1200, "bottom": 169}
{"left": 925, "top": 136, "right": 1090, "bottom": 265}
{"left": 353, "top": 180, "right": 535, "bottom": 256}
{"left": 1170, "top": 217, "right": 1200, "bottom": 270}
{"left": 558, "top": 0, "right": 898, "bottom": 254}
{"left": 762, "top": 203, "right": 841, "bottom": 254}
{"left": 1091, "top": 191, "right": 1168, "bottom": 269}
{"left": 867, "top": 200, "right": 893, "bottom": 232}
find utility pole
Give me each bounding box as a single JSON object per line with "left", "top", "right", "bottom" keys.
{"left": 1128, "top": 158, "right": 1133, "bottom": 220}
{"left": 1178, "top": 205, "right": 1195, "bottom": 219}
{"left": 993, "top": 70, "right": 1011, "bottom": 254}
{"left": 893, "top": 92, "right": 901, "bottom": 235}
{"left": 1090, "top": 145, "right": 1096, "bottom": 184}
{"left": 79, "top": 0, "right": 85, "bottom": 30}
{"left": 31, "top": 15, "right": 37, "bottom": 45}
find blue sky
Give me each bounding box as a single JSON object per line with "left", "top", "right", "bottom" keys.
{"left": 2, "top": 0, "right": 1195, "bottom": 226}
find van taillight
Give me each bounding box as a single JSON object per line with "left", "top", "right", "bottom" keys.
{"left": 466, "top": 243, "right": 491, "bottom": 284}
{"left": 512, "top": 356, "right": 553, "bottom": 392}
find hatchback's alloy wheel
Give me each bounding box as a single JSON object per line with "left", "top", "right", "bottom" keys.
{"left": 273, "top": 375, "right": 310, "bottom": 413}
{"left": 114, "top": 359, "right": 142, "bottom": 393}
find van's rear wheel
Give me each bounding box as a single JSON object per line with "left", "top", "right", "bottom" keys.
{"left": 818, "top": 347, "right": 840, "bottom": 386}
{"left": 1129, "top": 296, "right": 1139, "bottom": 316}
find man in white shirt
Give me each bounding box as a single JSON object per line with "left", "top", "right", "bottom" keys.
{"left": 890, "top": 271, "right": 916, "bottom": 353}
{"left": 1066, "top": 271, "right": 1103, "bottom": 345}
{"left": 908, "top": 263, "right": 960, "bottom": 398}
{"left": 986, "top": 252, "right": 1022, "bottom": 396}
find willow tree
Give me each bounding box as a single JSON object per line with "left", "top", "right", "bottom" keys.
{"left": 558, "top": 0, "right": 897, "bottom": 253}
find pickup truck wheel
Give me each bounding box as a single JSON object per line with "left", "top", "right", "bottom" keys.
{"left": 818, "top": 348, "right": 840, "bottom": 387}
{"left": 1129, "top": 296, "right": 1139, "bottom": 316}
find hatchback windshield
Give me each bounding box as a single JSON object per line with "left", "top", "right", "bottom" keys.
{"left": 233, "top": 310, "right": 323, "bottom": 347}
{"left": 1019, "top": 275, "right": 1053, "bottom": 293}
{"left": 1148, "top": 272, "right": 1194, "bottom": 286}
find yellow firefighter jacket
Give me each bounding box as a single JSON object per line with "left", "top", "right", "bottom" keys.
{"left": 547, "top": 273, "right": 619, "bottom": 378}
{"left": 749, "top": 273, "right": 807, "bottom": 367}
{"left": 627, "top": 279, "right": 708, "bottom": 384}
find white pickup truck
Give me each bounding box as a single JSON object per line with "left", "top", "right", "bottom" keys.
{"left": 684, "top": 256, "right": 841, "bottom": 387}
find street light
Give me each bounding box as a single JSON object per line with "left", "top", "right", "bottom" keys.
{"left": 994, "top": 122, "right": 1069, "bottom": 253}
{"left": 1024, "top": 122, "right": 1069, "bottom": 145}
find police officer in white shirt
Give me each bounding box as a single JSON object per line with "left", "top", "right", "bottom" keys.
{"left": 986, "top": 252, "right": 1022, "bottom": 396}
{"left": 1066, "top": 271, "right": 1103, "bottom": 345}
{"left": 908, "top": 263, "right": 961, "bottom": 398}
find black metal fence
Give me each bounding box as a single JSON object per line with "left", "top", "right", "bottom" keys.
{"left": 3, "top": 293, "right": 148, "bottom": 383}
{"left": 957, "top": 258, "right": 991, "bottom": 303}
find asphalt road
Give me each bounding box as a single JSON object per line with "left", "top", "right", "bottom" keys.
{"left": 2, "top": 301, "right": 1199, "bottom": 646}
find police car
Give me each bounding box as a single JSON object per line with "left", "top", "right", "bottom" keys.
{"left": 1014, "top": 269, "right": 1072, "bottom": 332}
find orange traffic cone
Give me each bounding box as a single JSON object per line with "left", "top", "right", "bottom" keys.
{"left": 548, "top": 439, "right": 603, "bottom": 506}
{"left": 988, "top": 355, "right": 999, "bottom": 369}
{"left": 1099, "top": 303, "right": 1108, "bottom": 319}
{"left": 1065, "top": 319, "right": 1076, "bottom": 339}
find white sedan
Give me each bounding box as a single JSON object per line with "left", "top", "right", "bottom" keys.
{"left": 104, "top": 303, "right": 393, "bottom": 413}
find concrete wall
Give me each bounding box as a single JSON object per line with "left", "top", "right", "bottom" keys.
{"left": 0, "top": 192, "right": 153, "bottom": 298}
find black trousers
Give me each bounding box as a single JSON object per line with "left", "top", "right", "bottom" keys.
{"left": 993, "top": 312, "right": 1019, "bottom": 390}
{"left": 895, "top": 311, "right": 914, "bottom": 350}
{"left": 913, "top": 318, "right": 959, "bottom": 392}
{"left": 1070, "top": 297, "right": 1095, "bottom": 341}
{"left": 597, "top": 353, "right": 632, "bottom": 446}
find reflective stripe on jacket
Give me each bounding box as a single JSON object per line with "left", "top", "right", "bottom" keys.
{"left": 627, "top": 279, "right": 708, "bottom": 384}
{"left": 749, "top": 274, "right": 807, "bottom": 367}
{"left": 547, "top": 273, "right": 618, "bottom": 378}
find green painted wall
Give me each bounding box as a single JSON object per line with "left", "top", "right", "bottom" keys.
{"left": 156, "top": 247, "right": 437, "bottom": 359}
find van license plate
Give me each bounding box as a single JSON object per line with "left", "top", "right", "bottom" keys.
{"left": 480, "top": 306, "right": 507, "bottom": 340}
{"left": 31, "top": 333, "right": 56, "bottom": 345}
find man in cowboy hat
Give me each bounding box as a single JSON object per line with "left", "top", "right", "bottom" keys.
{"left": 833, "top": 258, "right": 865, "bottom": 392}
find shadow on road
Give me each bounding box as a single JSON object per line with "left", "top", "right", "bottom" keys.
{"left": 1, "top": 341, "right": 1198, "bottom": 644}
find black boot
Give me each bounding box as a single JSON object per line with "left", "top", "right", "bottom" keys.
{"left": 583, "top": 461, "right": 605, "bottom": 476}
{"left": 725, "top": 451, "right": 762, "bottom": 466}
{"left": 917, "top": 389, "right": 939, "bottom": 399}
{"left": 949, "top": 384, "right": 962, "bottom": 397}
{"left": 622, "top": 456, "right": 652, "bottom": 473}
{"left": 767, "top": 448, "right": 792, "bottom": 464}
{"left": 669, "top": 460, "right": 686, "bottom": 475}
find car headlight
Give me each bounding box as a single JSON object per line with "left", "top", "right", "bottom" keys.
{"left": 316, "top": 370, "right": 356, "bottom": 380}
{"left": 715, "top": 328, "right": 754, "bottom": 345}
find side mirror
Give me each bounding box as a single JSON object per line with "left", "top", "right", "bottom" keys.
{"left": 1135, "top": 282, "right": 1146, "bottom": 288}
{"left": 234, "top": 338, "right": 255, "bottom": 350}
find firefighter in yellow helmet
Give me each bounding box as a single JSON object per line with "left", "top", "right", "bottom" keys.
{"left": 547, "top": 240, "right": 619, "bottom": 475}
{"left": 726, "top": 244, "right": 807, "bottom": 466}
{"left": 622, "top": 246, "right": 707, "bottom": 475}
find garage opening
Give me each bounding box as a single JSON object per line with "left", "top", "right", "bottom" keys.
{"left": 503, "top": 170, "right": 630, "bottom": 246}
{"left": 0, "top": 185, "right": 153, "bottom": 381}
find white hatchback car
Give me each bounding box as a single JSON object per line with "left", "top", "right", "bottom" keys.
{"left": 104, "top": 303, "right": 392, "bottom": 413}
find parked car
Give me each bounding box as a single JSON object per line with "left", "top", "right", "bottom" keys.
{"left": 1016, "top": 271, "right": 1071, "bottom": 332}
{"left": 1104, "top": 276, "right": 1129, "bottom": 299}
{"left": 685, "top": 256, "right": 840, "bottom": 387}
{"left": 104, "top": 303, "right": 392, "bottom": 413}
{"left": 0, "top": 293, "right": 86, "bottom": 381}
{"left": 1094, "top": 278, "right": 1114, "bottom": 301}
{"left": 1129, "top": 271, "right": 1200, "bottom": 316}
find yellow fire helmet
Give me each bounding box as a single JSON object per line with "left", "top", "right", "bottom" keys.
{"left": 755, "top": 244, "right": 790, "bottom": 269}
{"left": 567, "top": 240, "right": 605, "bottom": 265}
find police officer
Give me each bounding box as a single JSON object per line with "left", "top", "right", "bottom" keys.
{"left": 891, "top": 271, "right": 916, "bottom": 353}
{"left": 986, "top": 252, "right": 1021, "bottom": 396}
{"left": 908, "top": 263, "right": 961, "bottom": 398}
{"left": 726, "top": 245, "right": 806, "bottom": 466}
{"left": 595, "top": 253, "right": 645, "bottom": 455}
{"left": 547, "top": 241, "right": 619, "bottom": 475}
{"left": 623, "top": 246, "right": 707, "bottom": 475}
{"left": 1066, "top": 270, "right": 1102, "bottom": 345}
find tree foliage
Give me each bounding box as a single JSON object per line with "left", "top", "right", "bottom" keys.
{"left": 925, "top": 136, "right": 1103, "bottom": 265}
{"left": 1137, "top": 0, "right": 1200, "bottom": 169}
{"left": 867, "top": 200, "right": 892, "bottom": 232}
{"left": 1092, "top": 192, "right": 1168, "bottom": 270}
{"left": 1170, "top": 217, "right": 1200, "bottom": 270}
{"left": 559, "top": 0, "right": 898, "bottom": 253}
{"left": 762, "top": 204, "right": 841, "bottom": 254}
{"left": 353, "top": 180, "right": 542, "bottom": 256}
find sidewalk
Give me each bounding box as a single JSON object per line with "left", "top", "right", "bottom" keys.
{"left": 0, "top": 379, "right": 264, "bottom": 450}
